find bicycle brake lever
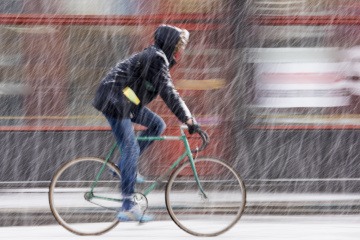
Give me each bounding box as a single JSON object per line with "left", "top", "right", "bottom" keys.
{"left": 193, "top": 148, "right": 199, "bottom": 159}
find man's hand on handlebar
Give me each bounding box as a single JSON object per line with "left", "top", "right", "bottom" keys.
{"left": 185, "top": 117, "right": 210, "bottom": 152}
{"left": 186, "top": 117, "right": 201, "bottom": 135}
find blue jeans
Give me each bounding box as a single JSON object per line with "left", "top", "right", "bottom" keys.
{"left": 105, "top": 107, "right": 166, "bottom": 197}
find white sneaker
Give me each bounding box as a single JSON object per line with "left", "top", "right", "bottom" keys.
{"left": 117, "top": 203, "right": 153, "bottom": 223}
{"left": 136, "top": 172, "right": 146, "bottom": 183}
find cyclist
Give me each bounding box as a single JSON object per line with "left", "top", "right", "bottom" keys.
{"left": 93, "top": 25, "right": 200, "bottom": 222}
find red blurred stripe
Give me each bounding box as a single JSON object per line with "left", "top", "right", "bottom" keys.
{"left": 0, "top": 13, "right": 224, "bottom": 30}
{"left": 249, "top": 125, "right": 360, "bottom": 130}
{"left": 1, "top": 124, "right": 359, "bottom": 132}
{"left": 253, "top": 15, "right": 360, "bottom": 26}
{"left": 0, "top": 126, "right": 111, "bottom": 132}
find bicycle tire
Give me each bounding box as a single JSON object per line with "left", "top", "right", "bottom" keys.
{"left": 165, "top": 157, "right": 246, "bottom": 237}
{"left": 49, "top": 157, "right": 121, "bottom": 235}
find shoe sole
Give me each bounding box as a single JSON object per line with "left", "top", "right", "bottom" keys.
{"left": 117, "top": 212, "right": 153, "bottom": 223}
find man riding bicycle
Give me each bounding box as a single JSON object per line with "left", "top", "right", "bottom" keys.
{"left": 93, "top": 25, "right": 200, "bottom": 222}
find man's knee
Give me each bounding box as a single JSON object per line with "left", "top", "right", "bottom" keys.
{"left": 150, "top": 117, "right": 166, "bottom": 136}
{"left": 157, "top": 119, "right": 166, "bottom": 135}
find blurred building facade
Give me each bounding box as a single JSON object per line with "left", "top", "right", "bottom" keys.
{"left": 249, "top": 0, "right": 360, "bottom": 126}
{"left": 0, "top": 0, "right": 233, "bottom": 127}
{"left": 0, "top": 0, "right": 359, "bottom": 193}
{"left": 0, "top": 0, "right": 242, "bottom": 182}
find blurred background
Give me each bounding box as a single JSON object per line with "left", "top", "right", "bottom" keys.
{"left": 0, "top": 0, "right": 359, "bottom": 226}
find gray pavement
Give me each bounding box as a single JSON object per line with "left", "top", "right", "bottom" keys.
{"left": 1, "top": 215, "right": 360, "bottom": 240}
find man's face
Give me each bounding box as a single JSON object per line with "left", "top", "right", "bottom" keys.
{"left": 173, "top": 47, "right": 185, "bottom": 62}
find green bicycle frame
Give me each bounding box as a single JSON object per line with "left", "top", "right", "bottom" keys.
{"left": 90, "top": 126, "right": 207, "bottom": 202}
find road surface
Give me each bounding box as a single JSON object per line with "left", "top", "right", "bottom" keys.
{"left": 1, "top": 215, "right": 360, "bottom": 240}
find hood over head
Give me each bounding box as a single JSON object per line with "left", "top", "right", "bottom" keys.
{"left": 154, "top": 25, "right": 185, "bottom": 68}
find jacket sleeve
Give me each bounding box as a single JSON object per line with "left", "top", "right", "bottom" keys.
{"left": 151, "top": 57, "right": 192, "bottom": 123}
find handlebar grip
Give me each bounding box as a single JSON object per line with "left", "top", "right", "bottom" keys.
{"left": 192, "top": 129, "right": 210, "bottom": 153}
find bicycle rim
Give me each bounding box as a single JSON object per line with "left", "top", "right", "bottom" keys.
{"left": 165, "top": 157, "right": 246, "bottom": 237}
{"left": 49, "top": 157, "right": 121, "bottom": 235}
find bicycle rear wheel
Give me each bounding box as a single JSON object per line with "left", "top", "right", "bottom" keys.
{"left": 165, "top": 157, "right": 246, "bottom": 237}
{"left": 49, "top": 157, "right": 121, "bottom": 235}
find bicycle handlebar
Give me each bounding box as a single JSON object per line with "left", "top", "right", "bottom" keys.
{"left": 192, "top": 128, "right": 210, "bottom": 153}
{"left": 180, "top": 125, "right": 210, "bottom": 153}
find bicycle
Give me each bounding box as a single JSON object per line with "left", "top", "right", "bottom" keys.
{"left": 48, "top": 125, "right": 246, "bottom": 237}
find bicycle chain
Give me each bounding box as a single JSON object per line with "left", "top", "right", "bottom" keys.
{"left": 85, "top": 192, "right": 149, "bottom": 213}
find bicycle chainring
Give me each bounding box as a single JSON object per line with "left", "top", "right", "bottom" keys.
{"left": 133, "top": 192, "right": 148, "bottom": 212}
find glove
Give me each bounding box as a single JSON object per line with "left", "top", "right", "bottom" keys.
{"left": 186, "top": 118, "right": 201, "bottom": 135}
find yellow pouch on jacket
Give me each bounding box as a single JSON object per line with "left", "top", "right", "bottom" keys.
{"left": 122, "top": 87, "right": 140, "bottom": 105}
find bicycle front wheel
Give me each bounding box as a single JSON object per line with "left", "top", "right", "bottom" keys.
{"left": 49, "top": 157, "right": 121, "bottom": 236}
{"left": 165, "top": 157, "right": 246, "bottom": 237}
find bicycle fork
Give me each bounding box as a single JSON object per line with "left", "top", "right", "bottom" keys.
{"left": 182, "top": 136, "right": 208, "bottom": 200}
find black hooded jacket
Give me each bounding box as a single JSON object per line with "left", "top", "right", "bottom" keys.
{"left": 92, "top": 25, "right": 192, "bottom": 122}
